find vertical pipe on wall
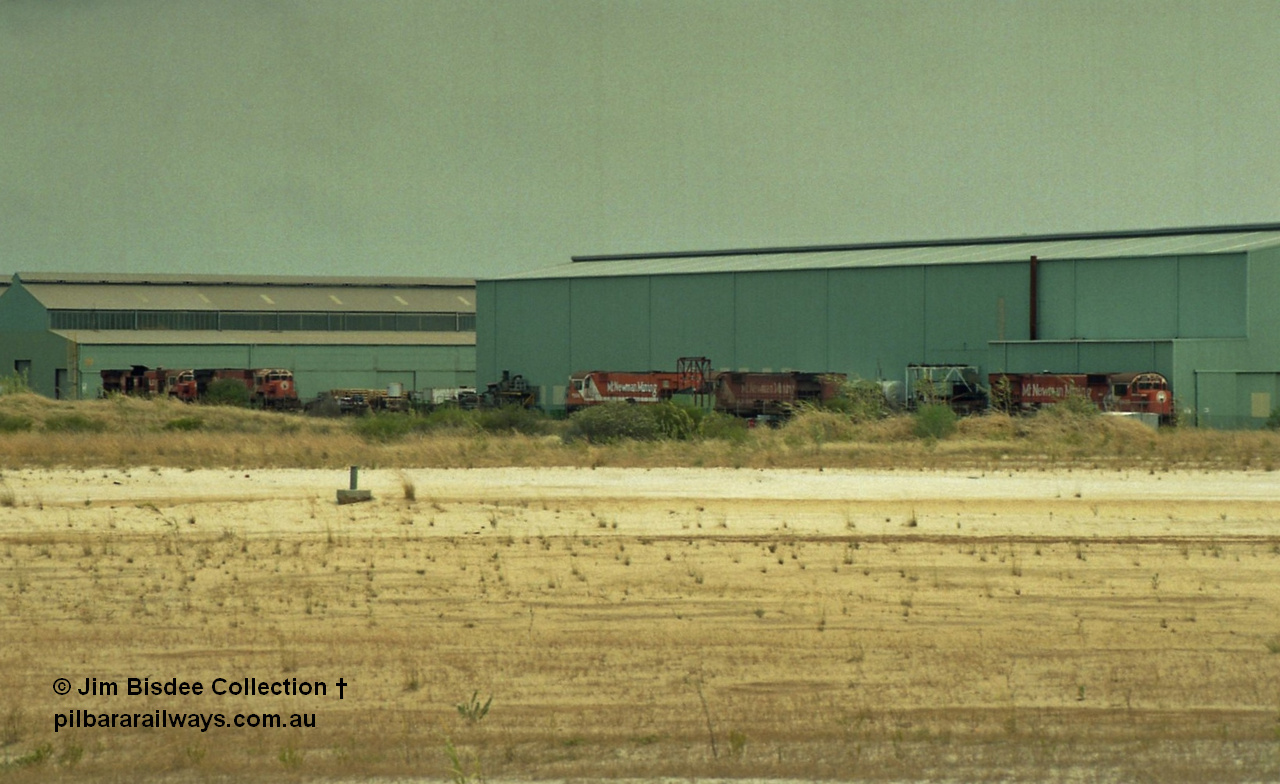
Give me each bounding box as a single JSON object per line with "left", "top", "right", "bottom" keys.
{"left": 1029, "top": 255, "right": 1039, "bottom": 341}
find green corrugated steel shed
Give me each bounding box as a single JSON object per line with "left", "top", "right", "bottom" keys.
{"left": 480, "top": 225, "right": 1280, "bottom": 427}
{"left": 0, "top": 273, "right": 477, "bottom": 400}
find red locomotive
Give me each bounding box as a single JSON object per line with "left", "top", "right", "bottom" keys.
{"left": 566, "top": 357, "right": 711, "bottom": 411}
{"left": 102, "top": 367, "right": 300, "bottom": 410}
{"left": 566, "top": 357, "right": 845, "bottom": 418}
{"left": 989, "top": 371, "right": 1173, "bottom": 420}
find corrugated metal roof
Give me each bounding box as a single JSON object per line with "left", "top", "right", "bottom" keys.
{"left": 18, "top": 272, "right": 475, "bottom": 313}
{"left": 53, "top": 330, "right": 475, "bottom": 347}
{"left": 494, "top": 228, "right": 1280, "bottom": 280}
{"left": 19, "top": 272, "right": 474, "bottom": 287}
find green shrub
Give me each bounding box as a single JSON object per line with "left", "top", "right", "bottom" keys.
{"left": 162, "top": 416, "right": 205, "bottom": 432}
{"left": 0, "top": 412, "right": 33, "bottom": 433}
{"left": 352, "top": 413, "right": 426, "bottom": 442}
{"left": 564, "top": 403, "right": 662, "bottom": 443}
{"left": 475, "top": 405, "right": 546, "bottom": 435}
{"left": 420, "top": 405, "right": 478, "bottom": 431}
{"left": 824, "top": 378, "right": 888, "bottom": 422}
{"left": 913, "top": 403, "right": 956, "bottom": 440}
{"left": 44, "top": 413, "right": 108, "bottom": 433}
{"left": 697, "top": 412, "right": 749, "bottom": 443}
{"left": 204, "top": 379, "right": 250, "bottom": 407}
{"left": 1040, "top": 390, "right": 1100, "bottom": 419}
{"left": 0, "top": 372, "right": 31, "bottom": 396}
{"left": 649, "top": 401, "right": 696, "bottom": 440}
{"left": 1266, "top": 408, "right": 1280, "bottom": 431}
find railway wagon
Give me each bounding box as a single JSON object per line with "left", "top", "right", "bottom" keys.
{"left": 565, "top": 357, "right": 843, "bottom": 419}
{"left": 990, "top": 371, "right": 1173, "bottom": 420}
{"left": 100, "top": 366, "right": 172, "bottom": 397}
{"left": 713, "top": 371, "right": 845, "bottom": 418}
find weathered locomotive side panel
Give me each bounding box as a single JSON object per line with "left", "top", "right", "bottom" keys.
{"left": 564, "top": 358, "right": 842, "bottom": 419}
{"left": 991, "top": 371, "right": 1173, "bottom": 420}
{"left": 565, "top": 358, "right": 710, "bottom": 412}
{"left": 714, "top": 371, "right": 844, "bottom": 417}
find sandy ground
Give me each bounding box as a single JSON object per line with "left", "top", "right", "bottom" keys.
{"left": 5, "top": 464, "right": 1279, "bottom": 537}
{"left": 2, "top": 466, "right": 1280, "bottom": 782}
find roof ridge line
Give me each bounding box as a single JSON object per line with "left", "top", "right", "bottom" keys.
{"left": 570, "top": 222, "right": 1280, "bottom": 263}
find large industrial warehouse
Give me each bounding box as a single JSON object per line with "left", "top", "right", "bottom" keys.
{"left": 478, "top": 225, "right": 1280, "bottom": 428}
{"left": 0, "top": 272, "right": 476, "bottom": 401}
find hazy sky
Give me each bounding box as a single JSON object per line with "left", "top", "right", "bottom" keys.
{"left": 3, "top": 1, "right": 1279, "bottom": 280}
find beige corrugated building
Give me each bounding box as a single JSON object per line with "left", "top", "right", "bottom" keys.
{"left": 0, "top": 272, "right": 475, "bottom": 400}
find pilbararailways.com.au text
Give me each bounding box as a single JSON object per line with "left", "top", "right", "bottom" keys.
{"left": 56, "top": 709, "right": 317, "bottom": 732}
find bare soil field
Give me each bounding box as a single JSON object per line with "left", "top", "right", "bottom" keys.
{"left": 2, "top": 465, "right": 1280, "bottom": 782}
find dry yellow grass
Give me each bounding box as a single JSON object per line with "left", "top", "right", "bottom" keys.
{"left": 1, "top": 467, "right": 1279, "bottom": 781}
{"left": 0, "top": 393, "right": 1277, "bottom": 472}
{"left": 2, "top": 395, "right": 1280, "bottom": 780}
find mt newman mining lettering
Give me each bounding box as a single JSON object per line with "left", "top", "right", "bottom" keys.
{"left": 605, "top": 380, "right": 658, "bottom": 396}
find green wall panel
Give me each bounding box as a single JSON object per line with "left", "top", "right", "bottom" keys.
{"left": 1075, "top": 342, "right": 1171, "bottom": 376}
{"left": 569, "top": 276, "right": 652, "bottom": 371}
{"left": 1177, "top": 254, "right": 1246, "bottom": 338}
{"left": 1039, "top": 255, "right": 1244, "bottom": 341}
{"left": 1191, "top": 370, "right": 1280, "bottom": 429}
{"left": 1247, "top": 247, "right": 1280, "bottom": 365}
{"left": 0, "top": 284, "right": 49, "bottom": 332}
{"left": 1194, "top": 371, "right": 1239, "bottom": 428}
{"left": 649, "top": 273, "right": 736, "bottom": 370}
{"left": 827, "top": 266, "right": 925, "bottom": 381}
{"left": 3, "top": 332, "right": 70, "bottom": 397}
{"left": 732, "top": 271, "right": 828, "bottom": 371}
{"left": 492, "top": 279, "right": 569, "bottom": 393}
{"left": 0, "top": 284, "right": 65, "bottom": 397}
{"left": 924, "top": 263, "right": 1029, "bottom": 368}
{"left": 1037, "top": 260, "right": 1076, "bottom": 339}
{"left": 1073, "top": 257, "right": 1178, "bottom": 339}
{"left": 1235, "top": 372, "right": 1280, "bottom": 427}
{"left": 988, "top": 341, "right": 1081, "bottom": 374}
{"left": 475, "top": 281, "right": 498, "bottom": 388}
{"left": 989, "top": 340, "right": 1171, "bottom": 377}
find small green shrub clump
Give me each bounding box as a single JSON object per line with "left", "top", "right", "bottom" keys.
{"left": 913, "top": 403, "right": 957, "bottom": 440}
{"left": 352, "top": 413, "right": 428, "bottom": 442}
{"left": 475, "top": 405, "right": 547, "bottom": 435}
{"left": 564, "top": 403, "right": 663, "bottom": 443}
{"left": 420, "top": 405, "right": 479, "bottom": 431}
{"left": 824, "top": 378, "right": 888, "bottom": 422}
{"left": 649, "top": 401, "right": 696, "bottom": 440}
{"left": 697, "top": 411, "right": 749, "bottom": 443}
{"left": 44, "top": 413, "right": 108, "bottom": 433}
{"left": 1040, "top": 391, "right": 1101, "bottom": 420}
{"left": 1266, "top": 408, "right": 1280, "bottom": 431}
{"left": 0, "top": 412, "right": 33, "bottom": 433}
{"left": 0, "top": 372, "right": 31, "bottom": 396}
{"left": 162, "top": 416, "right": 204, "bottom": 432}
{"left": 204, "top": 379, "right": 250, "bottom": 407}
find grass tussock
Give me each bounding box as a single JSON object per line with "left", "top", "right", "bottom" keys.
{"left": 0, "top": 392, "right": 1276, "bottom": 470}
